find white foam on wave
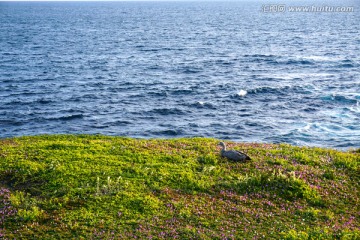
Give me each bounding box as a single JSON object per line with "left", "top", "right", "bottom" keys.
{"left": 303, "top": 123, "right": 311, "bottom": 131}
{"left": 297, "top": 122, "right": 341, "bottom": 136}
{"left": 295, "top": 122, "right": 313, "bottom": 134}
{"left": 349, "top": 101, "right": 360, "bottom": 113}
{"left": 237, "top": 89, "right": 247, "bottom": 97}
{"left": 301, "top": 56, "right": 337, "bottom": 62}
{"left": 293, "top": 55, "right": 345, "bottom": 63}
{"left": 197, "top": 101, "right": 204, "bottom": 105}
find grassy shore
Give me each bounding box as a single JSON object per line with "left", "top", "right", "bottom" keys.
{"left": 0, "top": 135, "right": 359, "bottom": 239}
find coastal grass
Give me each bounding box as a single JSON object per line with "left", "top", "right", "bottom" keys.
{"left": 0, "top": 135, "right": 359, "bottom": 239}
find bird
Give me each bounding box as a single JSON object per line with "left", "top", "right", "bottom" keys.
{"left": 218, "top": 142, "right": 251, "bottom": 162}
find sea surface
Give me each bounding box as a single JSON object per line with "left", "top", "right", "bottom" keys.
{"left": 1, "top": 1, "right": 359, "bottom": 149}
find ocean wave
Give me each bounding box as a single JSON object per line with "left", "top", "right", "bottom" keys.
{"left": 148, "top": 108, "right": 189, "bottom": 116}
{"left": 244, "top": 54, "right": 279, "bottom": 64}
{"left": 244, "top": 55, "right": 317, "bottom": 65}
{"left": 320, "top": 94, "right": 358, "bottom": 104}
{"left": 174, "top": 65, "right": 203, "bottom": 74}
{"left": 337, "top": 63, "right": 356, "bottom": 68}
{"left": 36, "top": 98, "right": 55, "bottom": 104}
{"left": 189, "top": 101, "right": 217, "bottom": 109}
{"left": 147, "top": 90, "right": 168, "bottom": 97}
{"left": 105, "top": 120, "right": 132, "bottom": 126}
{"left": 283, "top": 59, "right": 314, "bottom": 65}
{"left": 243, "top": 54, "right": 277, "bottom": 59}
{"left": 260, "top": 73, "right": 334, "bottom": 81}
{"left": 0, "top": 119, "right": 26, "bottom": 126}
{"left": 46, "top": 114, "right": 84, "bottom": 121}
{"left": 3, "top": 97, "right": 56, "bottom": 106}
{"left": 247, "top": 85, "right": 311, "bottom": 96}
{"left": 301, "top": 56, "right": 337, "bottom": 62}
{"left": 148, "top": 129, "right": 184, "bottom": 136}
{"left": 170, "top": 89, "right": 194, "bottom": 95}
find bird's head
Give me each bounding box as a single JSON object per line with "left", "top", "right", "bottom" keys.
{"left": 218, "top": 142, "right": 226, "bottom": 150}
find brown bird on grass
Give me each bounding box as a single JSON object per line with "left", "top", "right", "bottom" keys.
{"left": 218, "top": 142, "right": 251, "bottom": 162}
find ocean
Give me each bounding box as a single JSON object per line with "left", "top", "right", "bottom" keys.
{"left": 0, "top": 1, "right": 359, "bottom": 149}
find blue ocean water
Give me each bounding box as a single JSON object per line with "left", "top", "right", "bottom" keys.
{"left": 0, "top": 1, "right": 359, "bottom": 149}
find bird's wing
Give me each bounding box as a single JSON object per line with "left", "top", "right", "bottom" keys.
{"left": 235, "top": 150, "right": 251, "bottom": 160}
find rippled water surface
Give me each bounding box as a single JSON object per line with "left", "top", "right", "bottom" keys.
{"left": 1, "top": 1, "right": 359, "bottom": 149}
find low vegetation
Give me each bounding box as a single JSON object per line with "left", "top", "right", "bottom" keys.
{"left": 0, "top": 135, "right": 359, "bottom": 239}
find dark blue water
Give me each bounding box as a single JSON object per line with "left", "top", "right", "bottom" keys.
{"left": 1, "top": 1, "right": 359, "bottom": 149}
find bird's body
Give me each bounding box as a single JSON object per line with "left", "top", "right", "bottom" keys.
{"left": 219, "top": 142, "right": 251, "bottom": 162}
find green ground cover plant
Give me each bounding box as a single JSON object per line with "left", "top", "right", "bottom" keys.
{"left": 0, "top": 135, "right": 359, "bottom": 239}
